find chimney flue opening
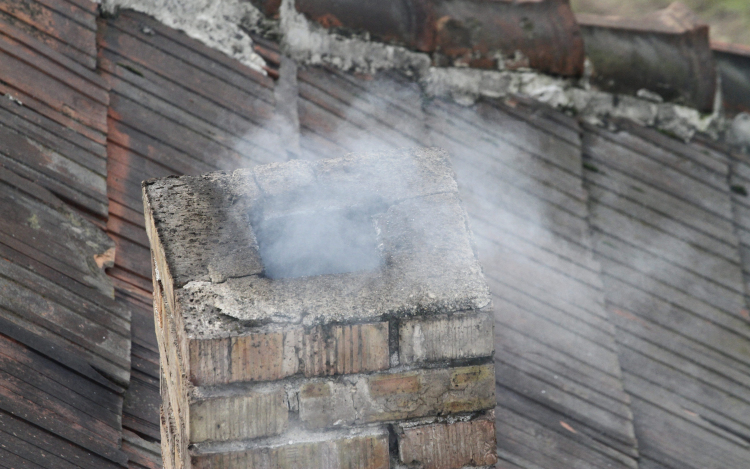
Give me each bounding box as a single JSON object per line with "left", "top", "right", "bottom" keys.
{"left": 254, "top": 207, "right": 382, "bottom": 279}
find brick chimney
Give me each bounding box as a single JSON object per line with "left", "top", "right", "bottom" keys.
{"left": 143, "top": 148, "right": 497, "bottom": 469}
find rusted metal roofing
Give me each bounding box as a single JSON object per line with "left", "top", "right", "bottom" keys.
{"left": 712, "top": 41, "right": 750, "bottom": 117}
{"left": 296, "top": 0, "right": 585, "bottom": 76}
{"left": 577, "top": 2, "right": 716, "bottom": 112}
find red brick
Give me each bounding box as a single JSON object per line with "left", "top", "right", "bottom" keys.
{"left": 398, "top": 412, "right": 498, "bottom": 469}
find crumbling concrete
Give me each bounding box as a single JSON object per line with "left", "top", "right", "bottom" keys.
{"left": 103, "top": 0, "right": 735, "bottom": 147}
{"left": 101, "top": 0, "right": 269, "bottom": 73}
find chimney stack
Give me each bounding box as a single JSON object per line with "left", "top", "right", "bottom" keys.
{"left": 143, "top": 148, "right": 497, "bottom": 469}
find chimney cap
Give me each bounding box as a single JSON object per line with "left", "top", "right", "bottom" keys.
{"left": 143, "top": 148, "right": 491, "bottom": 337}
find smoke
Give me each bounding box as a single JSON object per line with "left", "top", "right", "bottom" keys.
{"left": 254, "top": 205, "right": 382, "bottom": 279}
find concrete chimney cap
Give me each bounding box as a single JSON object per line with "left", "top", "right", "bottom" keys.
{"left": 143, "top": 147, "right": 491, "bottom": 337}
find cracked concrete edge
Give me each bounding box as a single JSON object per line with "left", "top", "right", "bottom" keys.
{"left": 101, "top": 0, "right": 746, "bottom": 147}
{"left": 275, "top": 0, "right": 741, "bottom": 145}
{"left": 101, "top": 0, "right": 268, "bottom": 74}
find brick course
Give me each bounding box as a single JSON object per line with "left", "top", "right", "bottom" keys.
{"left": 398, "top": 412, "right": 498, "bottom": 469}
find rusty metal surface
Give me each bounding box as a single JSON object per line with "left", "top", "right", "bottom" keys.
{"left": 431, "top": 0, "right": 584, "bottom": 75}
{"left": 295, "top": 0, "right": 435, "bottom": 52}
{"left": 578, "top": 2, "right": 717, "bottom": 112}
{"left": 713, "top": 41, "right": 750, "bottom": 117}
{"left": 295, "top": 0, "right": 584, "bottom": 76}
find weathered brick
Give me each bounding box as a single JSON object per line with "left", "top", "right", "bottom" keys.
{"left": 398, "top": 412, "right": 498, "bottom": 469}
{"left": 298, "top": 364, "right": 495, "bottom": 428}
{"left": 399, "top": 312, "right": 493, "bottom": 364}
{"left": 189, "top": 388, "right": 288, "bottom": 443}
{"left": 186, "top": 322, "right": 389, "bottom": 386}
{"left": 299, "top": 381, "right": 355, "bottom": 428}
{"left": 302, "top": 322, "right": 390, "bottom": 377}
{"left": 192, "top": 430, "right": 390, "bottom": 469}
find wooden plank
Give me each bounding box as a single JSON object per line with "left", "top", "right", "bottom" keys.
{"left": 430, "top": 103, "right": 585, "bottom": 198}
{"left": 630, "top": 397, "right": 750, "bottom": 469}
{"left": 587, "top": 183, "right": 740, "bottom": 263}
{"left": 298, "top": 80, "right": 417, "bottom": 148}
{"left": 484, "top": 254, "right": 606, "bottom": 320}
{"left": 0, "top": 374, "right": 123, "bottom": 461}
{"left": 605, "top": 278, "right": 750, "bottom": 368}
{"left": 0, "top": 39, "right": 107, "bottom": 129}
{"left": 114, "top": 10, "right": 274, "bottom": 93}
{"left": 445, "top": 134, "right": 588, "bottom": 216}
{"left": 0, "top": 154, "right": 108, "bottom": 218}
{"left": 601, "top": 253, "right": 750, "bottom": 338}
{"left": 497, "top": 385, "right": 639, "bottom": 458}
{"left": 0, "top": 10, "right": 94, "bottom": 69}
{"left": 110, "top": 267, "right": 153, "bottom": 295}
{"left": 0, "top": 97, "right": 106, "bottom": 158}
{"left": 299, "top": 125, "right": 352, "bottom": 159}
{"left": 29, "top": 0, "right": 97, "bottom": 30}
{"left": 612, "top": 308, "right": 750, "bottom": 389}
{"left": 108, "top": 197, "right": 145, "bottom": 228}
{"left": 0, "top": 334, "right": 121, "bottom": 414}
{"left": 121, "top": 429, "right": 163, "bottom": 469}
{"left": 107, "top": 77, "right": 278, "bottom": 163}
{"left": 0, "top": 409, "right": 124, "bottom": 469}
{"left": 0, "top": 366, "right": 121, "bottom": 444}
{"left": 0, "top": 182, "right": 111, "bottom": 289}
{"left": 99, "top": 49, "right": 280, "bottom": 146}
{"left": 492, "top": 295, "right": 621, "bottom": 378}
{"left": 298, "top": 98, "right": 393, "bottom": 152}
{"left": 0, "top": 0, "right": 96, "bottom": 60}
{"left": 452, "top": 155, "right": 590, "bottom": 237}
{"left": 496, "top": 357, "right": 634, "bottom": 427}
{"left": 0, "top": 280, "right": 130, "bottom": 373}
{"left": 619, "top": 350, "right": 750, "bottom": 437}
{"left": 606, "top": 120, "right": 729, "bottom": 176}
{"left": 584, "top": 132, "right": 733, "bottom": 220}
{"left": 98, "top": 19, "right": 274, "bottom": 118}
{"left": 586, "top": 163, "right": 737, "bottom": 246}
{"left": 0, "top": 81, "right": 106, "bottom": 145}
{"left": 0, "top": 232, "right": 127, "bottom": 325}
{"left": 128, "top": 304, "right": 159, "bottom": 356}
{"left": 495, "top": 329, "right": 628, "bottom": 405}
{"left": 298, "top": 67, "right": 430, "bottom": 147}
{"left": 489, "top": 266, "right": 615, "bottom": 339}
{"left": 594, "top": 233, "right": 746, "bottom": 315}
{"left": 0, "top": 122, "right": 107, "bottom": 202}
{"left": 473, "top": 219, "right": 603, "bottom": 289}
{"left": 467, "top": 203, "right": 598, "bottom": 270}
{"left": 122, "top": 370, "right": 161, "bottom": 441}
{"left": 495, "top": 408, "right": 636, "bottom": 469}
{"left": 108, "top": 93, "right": 260, "bottom": 171}
{"left": 590, "top": 203, "right": 744, "bottom": 292}
{"left": 0, "top": 107, "right": 106, "bottom": 176}
{"left": 0, "top": 258, "right": 129, "bottom": 338}
{"left": 108, "top": 213, "right": 150, "bottom": 248}
{"left": 0, "top": 13, "right": 105, "bottom": 90}
{"left": 429, "top": 98, "right": 582, "bottom": 175}
{"left": 624, "top": 371, "right": 750, "bottom": 449}
{"left": 110, "top": 232, "right": 154, "bottom": 280}
{"left": 107, "top": 127, "right": 213, "bottom": 181}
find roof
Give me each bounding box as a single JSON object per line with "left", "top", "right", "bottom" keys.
{"left": 1, "top": 2, "right": 750, "bottom": 469}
